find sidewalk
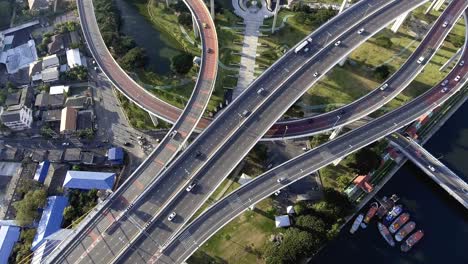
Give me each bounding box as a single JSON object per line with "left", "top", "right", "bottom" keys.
{"left": 232, "top": 0, "right": 274, "bottom": 99}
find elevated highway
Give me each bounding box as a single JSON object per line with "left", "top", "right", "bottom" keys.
{"left": 49, "top": 0, "right": 393, "bottom": 262}
{"left": 264, "top": 0, "right": 466, "bottom": 140}
{"left": 159, "top": 17, "right": 468, "bottom": 262}
{"left": 44, "top": 0, "right": 218, "bottom": 262}
{"left": 389, "top": 133, "right": 468, "bottom": 208}
{"left": 115, "top": 0, "right": 450, "bottom": 263}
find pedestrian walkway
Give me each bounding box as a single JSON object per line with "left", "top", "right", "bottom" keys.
{"left": 232, "top": 0, "right": 274, "bottom": 99}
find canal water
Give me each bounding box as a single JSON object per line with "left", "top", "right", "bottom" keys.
{"left": 312, "top": 101, "right": 468, "bottom": 264}
{"left": 115, "top": 0, "right": 182, "bottom": 75}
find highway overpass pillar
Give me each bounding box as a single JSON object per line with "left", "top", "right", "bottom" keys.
{"left": 440, "top": 48, "right": 462, "bottom": 71}
{"left": 271, "top": 0, "right": 281, "bottom": 33}
{"left": 339, "top": 0, "right": 348, "bottom": 14}
{"left": 210, "top": 0, "right": 215, "bottom": 18}
{"left": 149, "top": 114, "right": 159, "bottom": 127}
{"left": 391, "top": 11, "right": 410, "bottom": 33}
{"left": 425, "top": 0, "right": 438, "bottom": 14}
{"left": 434, "top": 0, "right": 447, "bottom": 11}
{"left": 329, "top": 127, "right": 343, "bottom": 140}
{"left": 193, "top": 15, "right": 199, "bottom": 39}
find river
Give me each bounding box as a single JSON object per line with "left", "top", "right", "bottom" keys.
{"left": 115, "top": 0, "right": 182, "bottom": 75}
{"left": 311, "top": 101, "right": 468, "bottom": 264}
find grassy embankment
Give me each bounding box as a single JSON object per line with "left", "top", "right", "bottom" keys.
{"left": 132, "top": 0, "right": 243, "bottom": 114}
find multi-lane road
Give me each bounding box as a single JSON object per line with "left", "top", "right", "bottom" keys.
{"left": 159, "top": 16, "right": 468, "bottom": 262}
{"left": 47, "top": 0, "right": 467, "bottom": 263}
{"left": 264, "top": 0, "right": 466, "bottom": 140}
{"left": 45, "top": 0, "right": 218, "bottom": 262}
{"left": 52, "top": 0, "right": 410, "bottom": 262}
{"left": 389, "top": 133, "right": 468, "bottom": 208}
{"left": 115, "top": 0, "right": 454, "bottom": 263}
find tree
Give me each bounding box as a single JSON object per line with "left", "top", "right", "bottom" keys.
{"left": 65, "top": 66, "right": 88, "bottom": 81}
{"left": 171, "top": 53, "right": 193, "bottom": 74}
{"left": 295, "top": 215, "right": 326, "bottom": 236}
{"left": 264, "top": 228, "right": 319, "bottom": 264}
{"left": 118, "top": 47, "right": 147, "bottom": 71}
{"left": 375, "top": 35, "right": 393, "bottom": 49}
{"left": 348, "top": 147, "right": 381, "bottom": 175}
{"left": 178, "top": 13, "right": 192, "bottom": 27}
{"left": 374, "top": 65, "right": 390, "bottom": 80}
{"left": 13, "top": 189, "right": 47, "bottom": 225}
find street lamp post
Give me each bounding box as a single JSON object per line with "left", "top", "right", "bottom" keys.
{"left": 332, "top": 115, "right": 341, "bottom": 129}
{"left": 282, "top": 125, "right": 289, "bottom": 140}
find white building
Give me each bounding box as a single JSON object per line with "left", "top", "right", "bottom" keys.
{"left": 49, "top": 85, "right": 69, "bottom": 95}
{"left": 66, "top": 49, "right": 83, "bottom": 69}
{"left": 0, "top": 106, "right": 33, "bottom": 131}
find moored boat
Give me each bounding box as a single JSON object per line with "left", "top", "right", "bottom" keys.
{"left": 350, "top": 214, "right": 364, "bottom": 234}
{"left": 384, "top": 204, "right": 403, "bottom": 224}
{"left": 401, "top": 230, "right": 424, "bottom": 252}
{"left": 378, "top": 222, "right": 395, "bottom": 247}
{"left": 395, "top": 221, "right": 416, "bottom": 242}
{"left": 361, "top": 202, "right": 379, "bottom": 229}
{"left": 389, "top": 212, "right": 410, "bottom": 233}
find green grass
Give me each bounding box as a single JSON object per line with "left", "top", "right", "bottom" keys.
{"left": 191, "top": 199, "right": 275, "bottom": 264}
{"left": 116, "top": 91, "right": 157, "bottom": 130}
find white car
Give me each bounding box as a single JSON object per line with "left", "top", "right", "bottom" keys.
{"left": 313, "top": 71, "right": 319, "bottom": 77}
{"left": 274, "top": 190, "right": 281, "bottom": 196}
{"left": 357, "top": 28, "right": 365, "bottom": 34}
{"left": 441, "top": 87, "right": 448, "bottom": 93}
{"left": 334, "top": 40, "right": 341, "bottom": 46}
{"left": 62, "top": 142, "right": 70, "bottom": 146}
{"left": 168, "top": 212, "right": 176, "bottom": 221}
{"left": 170, "top": 130, "right": 178, "bottom": 138}
{"left": 417, "top": 56, "right": 425, "bottom": 64}
{"left": 428, "top": 165, "right": 435, "bottom": 172}
{"left": 257, "top": 88, "right": 265, "bottom": 95}
{"left": 380, "top": 83, "right": 389, "bottom": 91}
{"left": 186, "top": 181, "right": 197, "bottom": 192}
{"left": 277, "top": 177, "right": 285, "bottom": 183}
{"left": 442, "top": 21, "right": 448, "bottom": 28}
{"left": 459, "top": 60, "right": 465, "bottom": 67}
{"left": 441, "top": 79, "right": 449, "bottom": 86}
{"left": 454, "top": 75, "right": 461, "bottom": 82}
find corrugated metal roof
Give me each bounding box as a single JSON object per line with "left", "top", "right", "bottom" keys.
{"left": 63, "top": 171, "right": 115, "bottom": 190}
{"left": 0, "top": 225, "right": 20, "bottom": 264}
{"left": 31, "top": 196, "right": 68, "bottom": 251}
{"left": 108, "top": 147, "right": 123, "bottom": 161}
{"left": 34, "top": 160, "right": 50, "bottom": 183}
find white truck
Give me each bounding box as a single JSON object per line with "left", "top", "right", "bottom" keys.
{"left": 294, "top": 38, "right": 313, "bottom": 53}
{"left": 294, "top": 40, "right": 309, "bottom": 53}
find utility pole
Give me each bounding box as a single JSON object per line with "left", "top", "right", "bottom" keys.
{"left": 210, "top": 0, "right": 215, "bottom": 18}
{"left": 271, "top": 0, "right": 280, "bottom": 34}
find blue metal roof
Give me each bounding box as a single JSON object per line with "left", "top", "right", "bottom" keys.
{"left": 63, "top": 171, "right": 115, "bottom": 190}
{"left": 34, "top": 160, "right": 50, "bottom": 183}
{"left": 0, "top": 225, "right": 20, "bottom": 264}
{"left": 108, "top": 147, "right": 124, "bottom": 161}
{"left": 31, "top": 196, "right": 68, "bottom": 251}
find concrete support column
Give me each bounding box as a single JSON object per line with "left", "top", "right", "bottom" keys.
{"left": 391, "top": 11, "right": 409, "bottom": 33}
{"left": 272, "top": 0, "right": 280, "bottom": 33}
{"left": 339, "top": 0, "right": 348, "bottom": 13}
{"left": 210, "top": 0, "right": 215, "bottom": 18}
{"left": 425, "top": 0, "right": 438, "bottom": 14}
{"left": 440, "top": 48, "right": 462, "bottom": 71}
{"left": 434, "top": 0, "right": 446, "bottom": 11}
{"left": 149, "top": 114, "right": 159, "bottom": 127}
{"left": 193, "top": 15, "right": 199, "bottom": 39}
{"left": 329, "top": 126, "right": 343, "bottom": 140}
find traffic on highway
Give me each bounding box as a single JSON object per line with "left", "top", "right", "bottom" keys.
{"left": 44, "top": 0, "right": 468, "bottom": 263}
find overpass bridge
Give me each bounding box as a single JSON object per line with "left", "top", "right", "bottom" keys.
{"left": 389, "top": 133, "right": 468, "bottom": 209}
